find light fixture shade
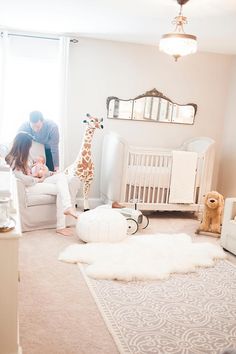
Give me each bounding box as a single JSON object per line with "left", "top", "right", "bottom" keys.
{"left": 159, "top": 33, "right": 197, "bottom": 61}
{"left": 159, "top": 0, "right": 197, "bottom": 61}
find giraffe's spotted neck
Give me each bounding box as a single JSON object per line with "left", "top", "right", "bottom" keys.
{"left": 74, "top": 126, "right": 95, "bottom": 163}
{"left": 82, "top": 127, "right": 95, "bottom": 145}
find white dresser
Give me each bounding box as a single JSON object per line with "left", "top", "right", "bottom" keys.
{"left": 0, "top": 168, "right": 22, "bottom": 354}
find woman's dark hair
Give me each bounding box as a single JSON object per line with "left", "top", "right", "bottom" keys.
{"left": 5, "top": 132, "right": 33, "bottom": 174}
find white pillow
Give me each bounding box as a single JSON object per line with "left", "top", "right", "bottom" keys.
{"left": 26, "top": 183, "right": 57, "bottom": 195}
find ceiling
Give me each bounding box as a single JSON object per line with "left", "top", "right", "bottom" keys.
{"left": 0, "top": 0, "right": 236, "bottom": 54}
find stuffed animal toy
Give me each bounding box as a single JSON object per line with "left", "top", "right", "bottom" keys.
{"left": 197, "top": 191, "right": 224, "bottom": 235}
{"left": 64, "top": 114, "right": 103, "bottom": 211}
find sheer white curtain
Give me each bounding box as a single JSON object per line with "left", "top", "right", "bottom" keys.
{"left": 0, "top": 32, "right": 8, "bottom": 140}
{"left": 0, "top": 32, "right": 70, "bottom": 168}
{"left": 58, "top": 36, "right": 70, "bottom": 169}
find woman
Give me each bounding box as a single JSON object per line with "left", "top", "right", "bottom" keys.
{"left": 5, "top": 131, "right": 78, "bottom": 236}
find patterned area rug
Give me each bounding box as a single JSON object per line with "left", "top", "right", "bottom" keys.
{"left": 80, "top": 261, "right": 236, "bottom": 354}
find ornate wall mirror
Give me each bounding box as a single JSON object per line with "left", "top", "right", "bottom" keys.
{"left": 107, "top": 88, "right": 197, "bottom": 125}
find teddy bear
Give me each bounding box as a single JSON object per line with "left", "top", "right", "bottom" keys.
{"left": 196, "top": 191, "right": 224, "bottom": 235}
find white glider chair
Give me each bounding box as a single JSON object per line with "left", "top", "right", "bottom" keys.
{"left": 16, "top": 141, "right": 80, "bottom": 232}
{"left": 220, "top": 198, "right": 236, "bottom": 255}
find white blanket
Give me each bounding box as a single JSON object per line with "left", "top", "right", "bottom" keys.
{"left": 58, "top": 234, "right": 226, "bottom": 281}
{"left": 169, "top": 150, "right": 198, "bottom": 204}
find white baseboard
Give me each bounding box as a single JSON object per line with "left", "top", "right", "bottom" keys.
{"left": 75, "top": 197, "right": 102, "bottom": 210}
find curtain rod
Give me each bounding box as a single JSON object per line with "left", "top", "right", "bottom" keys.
{"left": 0, "top": 31, "right": 79, "bottom": 43}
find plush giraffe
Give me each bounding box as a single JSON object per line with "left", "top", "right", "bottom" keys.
{"left": 65, "top": 113, "right": 103, "bottom": 211}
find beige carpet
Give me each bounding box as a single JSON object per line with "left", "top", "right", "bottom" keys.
{"left": 19, "top": 228, "right": 118, "bottom": 354}
{"left": 80, "top": 261, "right": 236, "bottom": 354}
{"left": 19, "top": 212, "right": 236, "bottom": 354}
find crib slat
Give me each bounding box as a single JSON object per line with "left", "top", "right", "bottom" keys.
{"left": 147, "top": 154, "right": 154, "bottom": 204}
{"left": 142, "top": 154, "right": 148, "bottom": 203}
{"left": 136, "top": 154, "right": 143, "bottom": 202}
{"left": 151, "top": 154, "right": 159, "bottom": 204}
{"left": 166, "top": 155, "right": 172, "bottom": 203}
{"left": 127, "top": 153, "right": 133, "bottom": 203}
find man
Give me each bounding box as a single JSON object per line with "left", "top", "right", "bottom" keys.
{"left": 18, "top": 111, "right": 59, "bottom": 171}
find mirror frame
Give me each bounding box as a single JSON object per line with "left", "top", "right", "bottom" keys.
{"left": 106, "top": 88, "right": 198, "bottom": 125}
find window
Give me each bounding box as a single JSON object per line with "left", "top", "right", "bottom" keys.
{"left": 0, "top": 33, "right": 63, "bottom": 143}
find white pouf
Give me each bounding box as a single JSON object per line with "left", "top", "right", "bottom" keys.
{"left": 76, "top": 209, "right": 127, "bottom": 243}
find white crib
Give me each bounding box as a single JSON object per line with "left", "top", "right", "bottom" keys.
{"left": 100, "top": 133, "right": 215, "bottom": 212}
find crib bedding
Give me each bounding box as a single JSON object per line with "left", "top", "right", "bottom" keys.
{"left": 127, "top": 165, "right": 171, "bottom": 187}
{"left": 127, "top": 164, "right": 201, "bottom": 188}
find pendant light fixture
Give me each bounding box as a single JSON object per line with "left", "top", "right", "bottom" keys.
{"left": 159, "top": 0, "right": 197, "bottom": 61}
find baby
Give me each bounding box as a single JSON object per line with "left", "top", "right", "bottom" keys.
{"left": 31, "top": 155, "right": 51, "bottom": 178}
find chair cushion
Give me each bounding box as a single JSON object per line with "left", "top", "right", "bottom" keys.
{"left": 26, "top": 183, "right": 57, "bottom": 206}
{"left": 26, "top": 194, "right": 56, "bottom": 206}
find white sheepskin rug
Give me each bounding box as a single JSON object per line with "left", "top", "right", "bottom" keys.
{"left": 58, "top": 234, "right": 226, "bottom": 281}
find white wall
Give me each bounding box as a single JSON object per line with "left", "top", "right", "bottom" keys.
{"left": 218, "top": 57, "right": 236, "bottom": 197}
{"left": 67, "top": 37, "right": 233, "bottom": 199}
